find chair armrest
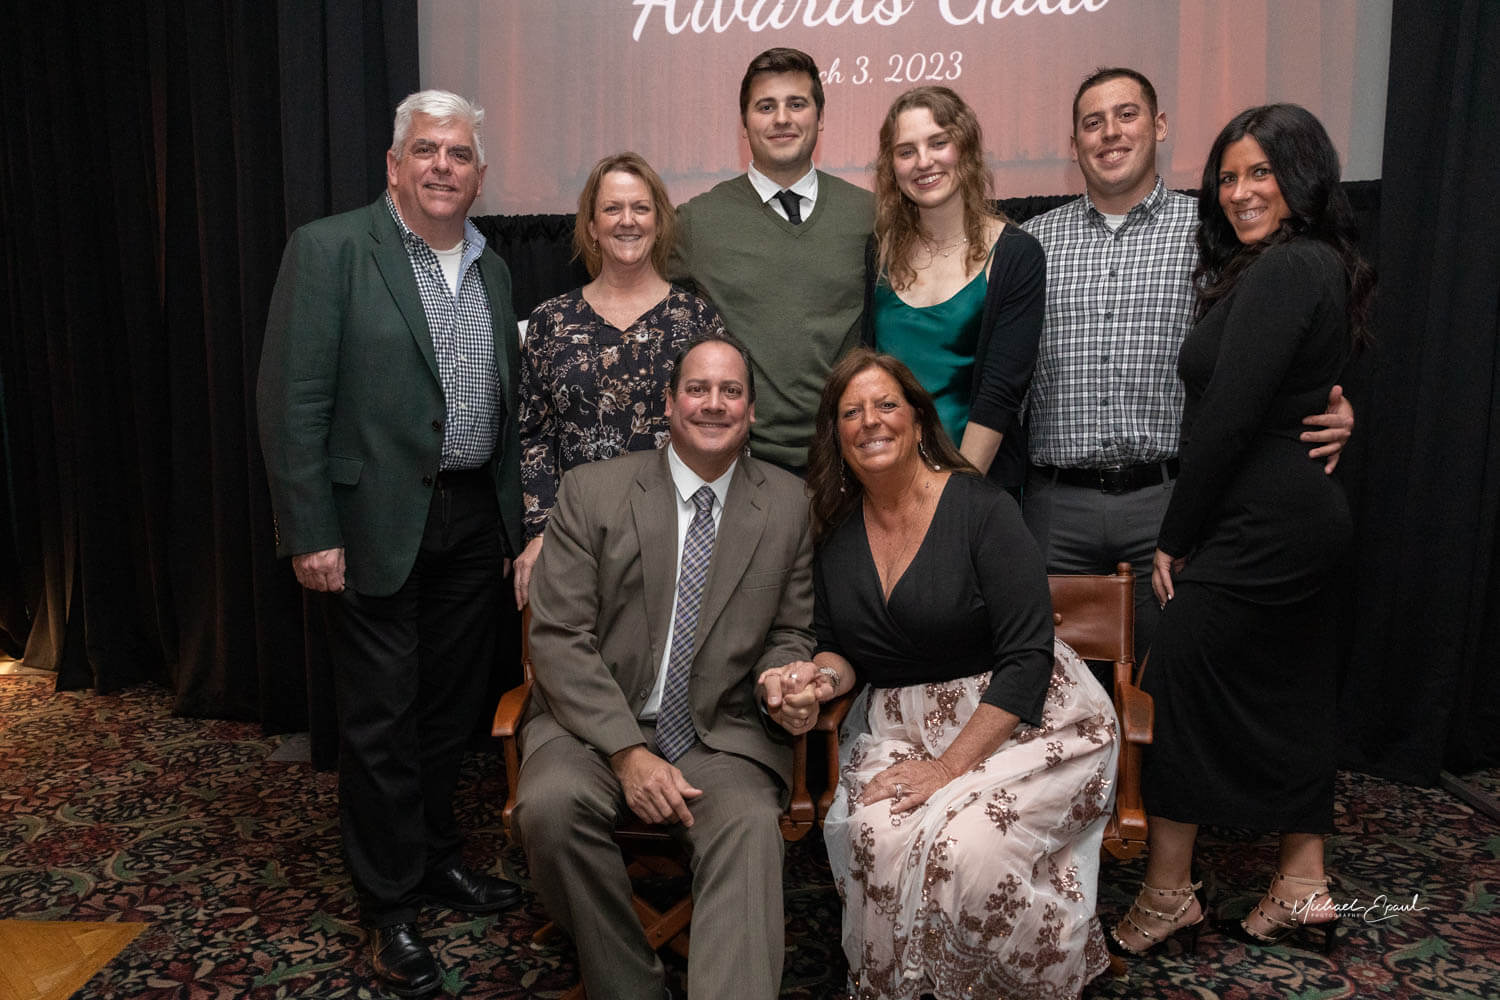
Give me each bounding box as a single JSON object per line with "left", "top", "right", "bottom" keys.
{"left": 780, "top": 734, "right": 816, "bottom": 842}
{"left": 492, "top": 679, "right": 532, "bottom": 738}
{"left": 812, "top": 690, "right": 857, "bottom": 823}
{"left": 492, "top": 679, "right": 532, "bottom": 842}
{"left": 1115, "top": 684, "right": 1153, "bottom": 745}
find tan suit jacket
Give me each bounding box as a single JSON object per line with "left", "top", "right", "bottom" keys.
{"left": 522, "top": 446, "right": 813, "bottom": 786}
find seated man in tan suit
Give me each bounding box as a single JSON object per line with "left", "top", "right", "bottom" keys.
{"left": 514, "top": 332, "right": 818, "bottom": 1000}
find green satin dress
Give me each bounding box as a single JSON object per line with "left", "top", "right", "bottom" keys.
{"left": 872, "top": 266, "right": 987, "bottom": 450}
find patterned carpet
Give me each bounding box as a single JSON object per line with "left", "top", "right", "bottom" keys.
{"left": 1, "top": 674, "right": 1497, "bottom": 999}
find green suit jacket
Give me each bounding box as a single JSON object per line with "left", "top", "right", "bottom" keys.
{"left": 257, "top": 197, "right": 524, "bottom": 596}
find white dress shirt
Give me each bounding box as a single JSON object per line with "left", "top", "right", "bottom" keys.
{"left": 747, "top": 163, "right": 819, "bottom": 222}
{"left": 641, "top": 445, "right": 736, "bottom": 719}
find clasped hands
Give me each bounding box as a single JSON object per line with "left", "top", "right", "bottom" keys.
{"left": 756, "top": 660, "right": 835, "bottom": 735}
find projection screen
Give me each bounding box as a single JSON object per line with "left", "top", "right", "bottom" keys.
{"left": 418, "top": 0, "right": 1392, "bottom": 216}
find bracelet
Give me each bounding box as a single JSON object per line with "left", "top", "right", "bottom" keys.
{"left": 816, "top": 665, "right": 841, "bottom": 691}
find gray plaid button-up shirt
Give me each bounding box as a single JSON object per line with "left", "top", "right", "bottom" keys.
{"left": 1021, "top": 178, "right": 1197, "bottom": 468}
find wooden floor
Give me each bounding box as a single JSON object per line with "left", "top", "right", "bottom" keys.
{"left": 0, "top": 921, "right": 145, "bottom": 1000}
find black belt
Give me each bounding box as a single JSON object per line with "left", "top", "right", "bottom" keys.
{"left": 1034, "top": 459, "right": 1180, "bottom": 495}
{"left": 434, "top": 466, "right": 490, "bottom": 488}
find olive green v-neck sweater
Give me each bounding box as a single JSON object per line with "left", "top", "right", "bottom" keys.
{"left": 671, "top": 172, "right": 873, "bottom": 470}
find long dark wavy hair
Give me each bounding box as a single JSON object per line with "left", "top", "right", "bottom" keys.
{"left": 1194, "top": 103, "right": 1374, "bottom": 346}
{"left": 807, "top": 348, "right": 976, "bottom": 544}
{"left": 874, "top": 86, "right": 1003, "bottom": 292}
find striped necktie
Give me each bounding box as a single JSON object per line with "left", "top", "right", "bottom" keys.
{"left": 655, "top": 485, "right": 718, "bottom": 762}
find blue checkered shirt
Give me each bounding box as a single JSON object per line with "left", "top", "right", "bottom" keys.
{"left": 386, "top": 192, "right": 500, "bottom": 470}
{"left": 1021, "top": 178, "right": 1197, "bottom": 468}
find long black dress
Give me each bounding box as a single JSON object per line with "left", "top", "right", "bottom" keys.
{"left": 1142, "top": 239, "right": 1352, "bottom": 833}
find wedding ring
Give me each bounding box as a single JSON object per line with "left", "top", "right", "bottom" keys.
{"left": 894, "top": 782, "right": 906, "bottom": 798}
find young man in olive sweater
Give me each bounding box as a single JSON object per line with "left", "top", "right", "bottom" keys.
{"left": 670, "top": 47, "right": 873, "bottom": 472}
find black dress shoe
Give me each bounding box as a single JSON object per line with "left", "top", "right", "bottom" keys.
{"left": 369, "top": 922, "right": 440, "bottom": 998}
{"left": 419, "top": 864, "right": 523, "bottom": 914}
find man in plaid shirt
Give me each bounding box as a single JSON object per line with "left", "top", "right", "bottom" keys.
{"left": 1020, "top": 68, "right": 1353, "bottom": 655}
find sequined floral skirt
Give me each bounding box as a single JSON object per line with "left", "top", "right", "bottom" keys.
{"left": 823, "top": 640, "right": 1118, "bottom": 1000}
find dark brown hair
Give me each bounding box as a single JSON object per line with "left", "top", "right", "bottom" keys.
{"left": 1071, "top": 67, "right": 1158, "bottom": 127}
{"left": 738, "top": 47, "right": 825, "bottom": 121}
{"left": 1193, "top": 103, "right": 1374, "bottom": 347}
{"left": 807, "top": 348, "right": 974, "bottom": 543}
{"left": 667, "top": 330, "right": 756, "bottom": 403}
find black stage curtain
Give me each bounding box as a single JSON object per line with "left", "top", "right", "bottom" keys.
{"left": 471, "top": 216, "right": 591, "bottom": 319}
{"left": 1338, "top": 0, "right": 1500, "bottom": 782}
{"left": 0, "top": 0, "right": 416, "bottom": 758}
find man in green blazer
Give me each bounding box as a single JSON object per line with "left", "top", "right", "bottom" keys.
{"left": 257, "top": 90, "right": 523, "bottom": 998}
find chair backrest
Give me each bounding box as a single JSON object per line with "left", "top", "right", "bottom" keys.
{"left": 1048, "top": 562, "right": 1134, "bottom": 671}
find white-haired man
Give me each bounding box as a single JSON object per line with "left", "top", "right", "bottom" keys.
{"left": 258, "top": 90, "right": 524, "bottom": 997}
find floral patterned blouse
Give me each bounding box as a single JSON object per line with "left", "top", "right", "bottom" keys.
{"left": 520, "top": 284, "right": 725, "bottom": 539}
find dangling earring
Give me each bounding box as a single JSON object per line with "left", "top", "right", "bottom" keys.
{"left": 838, "top": 454, "right": 848, "bottom": 493}
{"left": 918, "top": 438, "right": 939, "bottom": 470}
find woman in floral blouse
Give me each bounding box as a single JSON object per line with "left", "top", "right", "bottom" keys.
{"left": 513, "top": 153, "right": 724, "bottom": 606}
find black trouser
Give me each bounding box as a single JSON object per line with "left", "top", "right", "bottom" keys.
{"left": 324, "top": 468, "right": 502, "bottom": 927}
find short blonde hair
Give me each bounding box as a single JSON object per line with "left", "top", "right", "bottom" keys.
{"left": 572, "top": 153, "right": 677, "bottom": 279}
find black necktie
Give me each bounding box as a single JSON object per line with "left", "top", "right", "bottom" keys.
{"left": 774, "top": 189, "right": 803, "bottom": 225}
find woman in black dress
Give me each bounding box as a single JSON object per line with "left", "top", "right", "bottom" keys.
{"left": 793, "top": 349, "right": 1117, "bottom": 999}
{"left": 1111, "top": 105, "right": 1373, "bottom": 956}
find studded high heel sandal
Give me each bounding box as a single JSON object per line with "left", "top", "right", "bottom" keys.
{"left": 1107, "top": 881, "right": 1207, "bottom": 957}
{"left": 1228, "top": 872, "right": 1342, "bottom": 954}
